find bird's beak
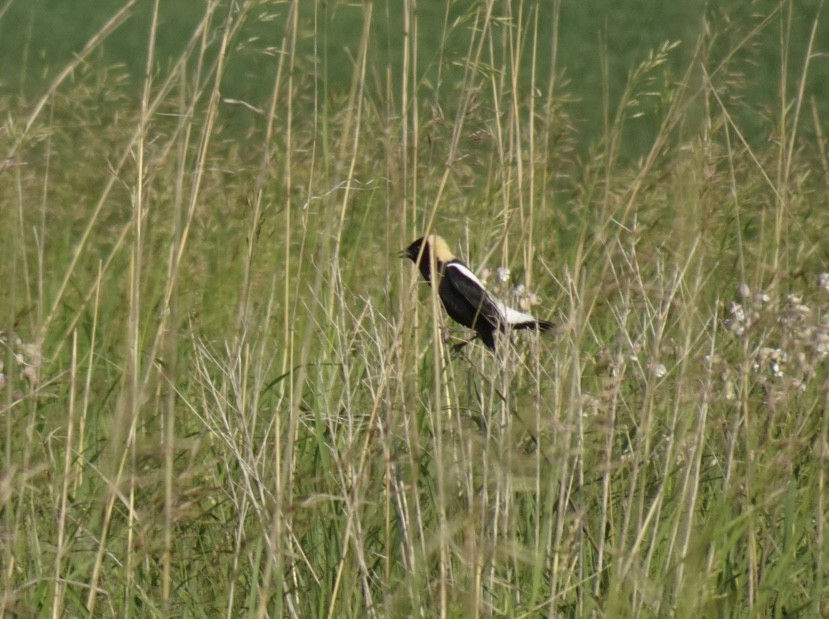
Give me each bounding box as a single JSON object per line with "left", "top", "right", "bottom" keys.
{"left": 398, "top": 249, "right": 408, "bottom": 259}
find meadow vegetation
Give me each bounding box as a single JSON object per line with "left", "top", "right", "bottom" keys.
{"left": 2, "top": 0, "right": 828, "bottom": 616}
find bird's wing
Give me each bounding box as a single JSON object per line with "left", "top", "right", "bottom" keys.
{"left": 447, "top": 261, "right": 544, "bottom": 328}
{"left": 443, "top": 262, "right": 505, "bottom": 327}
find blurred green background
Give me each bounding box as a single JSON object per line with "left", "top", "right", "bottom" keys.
{"left": 2, "top": 0, "right": 826, "bottom": 161}
{"left": 2, "top": 3, "right": 828, "bottom": 616}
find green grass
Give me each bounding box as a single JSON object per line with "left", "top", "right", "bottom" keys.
{"left": 2, "top": 0, "right": 829, "bottom": 617}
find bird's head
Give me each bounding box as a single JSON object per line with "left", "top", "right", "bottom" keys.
{"left": 401, "top": 236, "right": 425, "bottom": 263}
{"left": 401, "top": 234, "right": 456, "bottom": 283}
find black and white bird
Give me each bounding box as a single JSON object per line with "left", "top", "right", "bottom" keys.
{"left": 402, "top": 234, "right": 555, "bottom": 350}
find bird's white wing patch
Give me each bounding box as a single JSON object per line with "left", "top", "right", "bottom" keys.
{"left": 497, "top": 301, "right": 538, "bottom": 326}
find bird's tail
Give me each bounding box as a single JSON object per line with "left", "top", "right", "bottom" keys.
{"left": 511, "top": 319, "right": 556, "bottom": 332}
{"left": 536, "top": 319, "right": 556, "bottom": 332}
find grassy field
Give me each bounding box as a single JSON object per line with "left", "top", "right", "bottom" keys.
{"left": 2, "top": 0, "right": 829, "bottom": 617}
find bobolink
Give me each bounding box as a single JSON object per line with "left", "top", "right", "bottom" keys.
{"left": 402, "top": 234, "right": 554, "bottom": 350}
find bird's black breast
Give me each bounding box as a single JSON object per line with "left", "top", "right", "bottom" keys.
{"left": 437, "top": 276, "right": 478, "bottom": 329}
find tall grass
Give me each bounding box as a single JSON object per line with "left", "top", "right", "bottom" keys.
{"left": 2, "top": 0, "right": 828, "bottom": 617}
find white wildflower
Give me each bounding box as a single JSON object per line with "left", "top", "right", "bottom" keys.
{"left": 22, "top": 366, "right": 38, "bottom": 385}
{"left": 519, "top": 291, "right": 540, "bottom": 311}
{"left": 726, "top": 303, "right": 747, "bottom": 335}
{"left": 812, "top": 330, "right": 829, "bottom": 358}
{"left": 819, "top": 272, "right": 829, "bottom": 293}
{"left": 781, "top": 295, "right": 811, "bottom": 322}
{"left": 703, "top": 354, "right": 721, "bottom": 370}
{"left": 651, "top": 362, "right": 667, "bottom": 378}
{"left": 757, "top": 347, "right": 785, "bottom": 378}
{"left": 722, "top": 372, "right": 736, "bottom": 400}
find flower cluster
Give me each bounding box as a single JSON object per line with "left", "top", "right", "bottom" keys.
{"left": 0, "top": 332, "right": 42, "bottom": 393}
{"left": 478, "top": 266, "right": 545, "bottom": 313}
{"left": 719, "top": 274, "right": 829, "bottom": 394}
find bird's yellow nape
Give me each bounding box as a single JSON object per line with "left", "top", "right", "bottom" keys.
{"left": 426, "top": 234, "right": 455, "bottom": 262}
